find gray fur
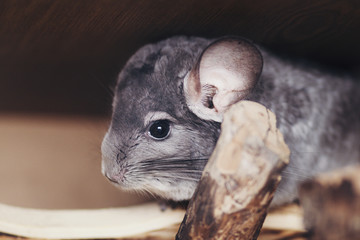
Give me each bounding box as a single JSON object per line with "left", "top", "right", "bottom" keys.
{"left": 101, "top": 36, "right": 360, "bottom": 206}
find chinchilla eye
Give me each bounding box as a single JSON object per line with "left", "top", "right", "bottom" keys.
{"left": 148, "top": 120, "right": 171, "bottom": 140}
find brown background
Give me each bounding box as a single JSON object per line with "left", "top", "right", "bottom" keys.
{"left": 0, "top": 0, "right": 360, "bottom": 209}
{"left": 1, "top": 0, "right": 360, "bottom": 116}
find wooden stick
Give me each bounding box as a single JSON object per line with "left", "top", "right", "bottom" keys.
{"left": 176, "top": 101, "right": 290, "bottom": 239}
{"left": 299, "top": 165, "right": 360, "bottom": 240}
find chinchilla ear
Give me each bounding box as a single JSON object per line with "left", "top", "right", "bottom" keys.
{"left": 183, "top": 37, "right": 263, "bottom": 122}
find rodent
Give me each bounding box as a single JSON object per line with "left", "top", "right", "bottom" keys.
{"left": 101, "top": 36, "right": 360, "bottom": 207}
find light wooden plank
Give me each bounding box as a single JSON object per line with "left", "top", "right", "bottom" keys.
{"left": 0, "top": 202, "right": 184, "bottom": 239}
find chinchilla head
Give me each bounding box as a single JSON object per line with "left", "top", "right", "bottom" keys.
{"left": 101, "top": 36, "right": 263, "bottom": 200}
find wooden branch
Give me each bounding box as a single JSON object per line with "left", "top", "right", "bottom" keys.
{"left": 176, "top": 101, "right": 290, "bottom": 239}
{"left": 299, "top": 165, "right": 360, "bottom": 240}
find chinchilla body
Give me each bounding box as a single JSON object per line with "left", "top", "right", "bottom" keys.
{"left": 101, "top": 36, "right": 360, "bottom": 206}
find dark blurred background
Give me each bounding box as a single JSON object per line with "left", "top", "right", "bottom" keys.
{"left": 1, "top": 0, "right": 360, "bottom": 117}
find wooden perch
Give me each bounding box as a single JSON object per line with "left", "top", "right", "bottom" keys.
{"left": 299, "top": 165, "right": 360, "bottom": 240}
{"left": 176, "top": 101, "right": 290, "bottom": 239}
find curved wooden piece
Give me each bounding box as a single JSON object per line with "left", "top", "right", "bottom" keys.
{"left": 176, "top": 101, "right": 290, "bottom": 239}
{"left": 0, "top": 202, "right": 184, "bottom": 239}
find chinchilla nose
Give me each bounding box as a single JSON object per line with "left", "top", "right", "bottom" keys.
{"left": 105, "top": 173, "right": 118, "bottom": 183}
{"left": 104, "top": 168, "right": 127, "bottom": 184}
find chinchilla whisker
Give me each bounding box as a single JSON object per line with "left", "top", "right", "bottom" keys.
{"left": 131, "top": 169, "right": 204, "bottom": 175}
{"left": 147, "top": 158, "right": 208, "bottom": 164}
{"left": 136, "top": 167, "right": 204, "bottom": 173}
{"left": 283, "top": 165, "right": 312, "bottom": 172}
{"left": 138, "top": 162, "right": 205, "bottom": 167}
{"left": 153, "top": 175, "right": 201, "bottom": 181}
{"left": 281, "top": 173, "right": 309, "bottom": 181}
{"left": 137, "top": 160, "right": 208, "bottom": 168}
{"left": 140, "top": 157, "right": 209, "bottom": 164}
{"left": 274, "top": 187, "right": 291, "bottom": 196}
{"left": 131, "top": 172, "right": 200, "bottom": 182}
{"left": 282, "top": 169, "right": 312, "bottom": 178}
{"left": 138, "top": 187, "right": 157, "bottom": 199}
{"left": 148, "top": 154, "right": 209, "bottom": 161}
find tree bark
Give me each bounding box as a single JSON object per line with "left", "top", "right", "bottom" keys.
{"left": 299, "top": 166, "right": 360, "bottom": 240}
{"left": 176, "top": 101, "right": 290, "bottom": 240}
